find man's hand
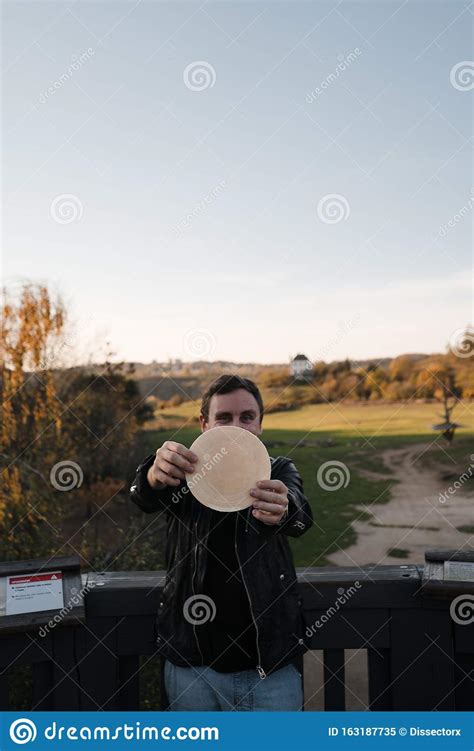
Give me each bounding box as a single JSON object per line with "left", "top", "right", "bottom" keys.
{"left": 147, "top": 441, "right": 198, "bottom": 489}
{"left": 250, "top": 479, "right": 289, "bottom": 525}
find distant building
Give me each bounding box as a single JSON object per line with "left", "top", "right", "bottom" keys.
{"left": 166, "top": 358, "right": 182, "bottom": 373}
{"left": 290, "top": 354, "right": 313, "bottom": 380}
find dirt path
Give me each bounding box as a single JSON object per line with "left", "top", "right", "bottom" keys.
{"left": 327, "top": 444, "right": 473, "bottom": 566}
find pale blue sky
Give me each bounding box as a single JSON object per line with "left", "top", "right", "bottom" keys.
{"left": 3, "top": 0, "right": 473, "bottom": 363}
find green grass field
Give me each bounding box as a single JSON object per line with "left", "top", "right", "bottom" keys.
{"left": 137, "top": 401, "right": 474, "bottom": 567}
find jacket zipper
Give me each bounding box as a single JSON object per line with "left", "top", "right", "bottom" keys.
{"left": 234, "top": 513, "right": 266, "bottom": 679}
{"left": 245, "top": 505, "right": 260, "bottom": 534}
{"left": 192, "top": 517, "right": 205, "bottom": 664}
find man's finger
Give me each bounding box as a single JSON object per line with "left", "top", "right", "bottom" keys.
{"left": 156, "top": 458, "right": 186, "bottom": 480}
{"left": 256, "top": 479, "right": 286, "bottom": 492}
{"left": 252, "top": 508, "right": 282, "bottom": 525}
{"left": 252, "top": 500, "right": 287, "bottom": 515}
{"left": 250, "top": 488, "right": 286, "bottom": 504}
{"left": 163, "top": 441, "right": 198, "bottom": 463}
{"left": 162, "top": 448, "right": 195, "bottom": 473}
{"left": 152, "top": 468, "right": 181, "bottom": 487}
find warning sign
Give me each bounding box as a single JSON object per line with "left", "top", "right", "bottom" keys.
{"left": 444, "top": 560, "right": 474, "bottom": 582}
{"left": 6, "top": 570, "right": 64, "bottom": 615}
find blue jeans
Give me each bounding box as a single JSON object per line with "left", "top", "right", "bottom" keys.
{"left": 164, "top": 660, "right": 303, "bottom": 711}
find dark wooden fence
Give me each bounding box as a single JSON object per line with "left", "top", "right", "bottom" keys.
{"left": 1, "top": 565, "right": 473, "bottom": 711}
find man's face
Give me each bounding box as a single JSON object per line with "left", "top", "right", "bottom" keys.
{"left": 200, "top": 388, "right": 262, "bottom": 436}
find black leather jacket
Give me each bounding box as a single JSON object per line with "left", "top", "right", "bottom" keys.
{"left": 130, "top": 452, "right": 313, "bottom": 678}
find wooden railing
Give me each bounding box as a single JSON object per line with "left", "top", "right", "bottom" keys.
{"left": 1, "top": 565, "right": 473, "bottom": 711}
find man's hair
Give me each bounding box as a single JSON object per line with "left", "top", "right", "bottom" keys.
{"left": 200, "top": 374, "right": 264, "bottom": 423}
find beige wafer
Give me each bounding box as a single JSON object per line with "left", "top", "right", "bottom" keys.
{"left": 186, "top": 426, "right": 271, "bottom": 512}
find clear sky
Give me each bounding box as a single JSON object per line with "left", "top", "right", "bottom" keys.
{"left": 3, "top": 0, "right": 473, "bottom": 364}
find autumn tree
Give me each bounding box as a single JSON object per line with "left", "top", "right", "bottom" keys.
{"left": 416, "top": 358, "right": 462, "bottom": 443}
{"left": 0, "top": 283, "right": 66, "bottom": 557}
{"left": 1, "top": 283, "right": 155, "bottom": 568}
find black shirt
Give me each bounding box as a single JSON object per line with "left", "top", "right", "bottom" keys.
{"left": 199, "top": 510, "right": 258, "bottom": 673}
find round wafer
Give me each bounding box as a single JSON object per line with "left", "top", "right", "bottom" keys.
{"left": 186, "top": 426, "right": 271, "bottom": 512}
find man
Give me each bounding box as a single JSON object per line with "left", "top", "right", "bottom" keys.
{"left": 130, "top": 374, "right": 313, "bottom": 711}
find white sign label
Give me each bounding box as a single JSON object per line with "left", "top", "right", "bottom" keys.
{"left": 6, "top": 571, "right": 64, "bottom": 615}
{"left": 444, "top": 561, "right": 474, "bottom": 582}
